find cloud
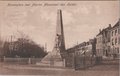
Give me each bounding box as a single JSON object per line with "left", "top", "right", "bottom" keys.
{"left": 63, "top": 10, "right": 75, "bottom": 25}
{"left": 80, "top": 6, "right": 90, "bottom": 14}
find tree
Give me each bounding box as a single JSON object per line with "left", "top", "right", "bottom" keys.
{"left": 3, "top": 38, "right": 48, "bottom": 58}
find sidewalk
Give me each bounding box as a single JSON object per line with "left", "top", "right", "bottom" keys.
{"left": 1, "top": 63, "right": 74, "bottom": 71}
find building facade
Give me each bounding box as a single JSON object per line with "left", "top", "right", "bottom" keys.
{"left": 96, "top": 25, "right": 112, "bottom": 57}
{"left": 96, "top": 31, "right": 104, "bottom": 57}
{"left": 110, "top": 21, "right": 120, "bottom": 58}
{"left": 96, "top": 20, "right": 120, "bottom": 59}
{"left": 102, "top": 25, "right": 112, "bottom": 57}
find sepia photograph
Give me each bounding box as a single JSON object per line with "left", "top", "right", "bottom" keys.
{"left": 0, "top": 0, "right": 119, "bottom": 76}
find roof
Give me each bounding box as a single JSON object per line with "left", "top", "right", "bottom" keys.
{"left": 97, "top": 26, "right": 111, "bottom": 36}
{"left": 112, "top": 20, "right": 119, "bottom": 29}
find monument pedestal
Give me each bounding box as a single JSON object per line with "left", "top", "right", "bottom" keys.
{"left": 36, "top": 52, "right": 66, "bottom": 67}
{"left": 36, "top": 59, "right": 65, "bottom": 67}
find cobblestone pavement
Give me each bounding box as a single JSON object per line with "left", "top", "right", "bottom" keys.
{"left": 0, "top": 60, "right": 119, "bottom": 76}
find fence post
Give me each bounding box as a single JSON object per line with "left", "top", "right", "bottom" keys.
{"left": 3, "top": 56, "right": 5, "bottom": 62}
{"left": 28, "top": 58, "right": 31, "bottom": 64}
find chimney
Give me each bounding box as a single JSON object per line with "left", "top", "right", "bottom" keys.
{"left": 99, "top": 29, "right": 101, "bottom": 32}
{"left": 109, "top": 24, "right": 111, "bottom": 28}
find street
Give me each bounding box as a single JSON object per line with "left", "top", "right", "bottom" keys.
{"left": 0, "top": 60, "right": 119, "bottom": 76}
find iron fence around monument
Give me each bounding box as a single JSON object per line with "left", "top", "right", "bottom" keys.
{"left": 65, "top": 52, "right": 97, "bottom": 70}
{"left": 74, "top": 55, "right": 96, "bottom": 70}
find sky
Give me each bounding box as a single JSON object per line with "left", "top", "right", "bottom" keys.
{"left": 0, "top": 1, "right": 119, "bottom": 51}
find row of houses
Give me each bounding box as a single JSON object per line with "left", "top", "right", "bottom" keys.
{"left": 67, "top": 20, "right": 119, "bottom": 59}
{"left": 65, "top": 20, "right": 119, "bottom": 68}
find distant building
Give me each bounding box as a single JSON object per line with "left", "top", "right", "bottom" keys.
{"left": 67, "top": 38, "right": 96, "bottom": 57}
{"left": 66, "top": 38, "right": 96, "bottom": 68}
{"left": 75, "top": 39, "right": 96, "bottom": 57}
{"left": 110, "top": 20, "right": 120, "bottom": 58}
{"left": 0, "top": 40, "right": 4, "bottom": 57}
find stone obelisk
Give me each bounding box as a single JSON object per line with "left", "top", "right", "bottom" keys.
{"left": 54, "top": 9, "right": 66, "bottom": 59}
{"left": 38, "top": 9, "right": 66, "bottom": 67}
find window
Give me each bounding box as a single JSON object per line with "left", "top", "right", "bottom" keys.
{"left": 112, "top": 31, "right": 114, "bottom": 36}
{"left": 119, "top": 37, "right": 120, "bottom": 44}
{"left": 115, "top": 48, "right": 117, "bottom": 53}
{"left": 119, "top": 28, "right": 120, "bottom": 34}
{"left": 115, "top": 29, "right": 117, "bottom": 35}
{"left": 108, "top": 46, "right": 110, "bottom": 52}
{"left": 117, "top": 48, "right": 119, "bottom": 53}
{"left": 115, "top": 38, "right": 117, "bottom": 45}
{"left": 112, "top": 39, "right": 114, "bottom": 45}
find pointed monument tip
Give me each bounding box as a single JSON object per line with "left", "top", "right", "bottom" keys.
{"left": 57, "top": 9, "right": 62, "bottom": 12}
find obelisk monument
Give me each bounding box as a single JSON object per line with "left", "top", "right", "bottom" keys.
{"left": 38, "top": 9, "right": 66, "bottom": 67}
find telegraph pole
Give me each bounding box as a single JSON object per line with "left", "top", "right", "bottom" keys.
{"left": 0, "top": 14, "right": 3, "bottom": 58}
{"left": 45, "top": 43, "right": 47, "bottom": 52}
{"left": 0, "top": 16, "right": 1, "bottom": 57}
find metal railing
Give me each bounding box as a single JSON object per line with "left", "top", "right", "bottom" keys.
{"left": 1, "top": 57, "right": 42, "bottom": 64}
